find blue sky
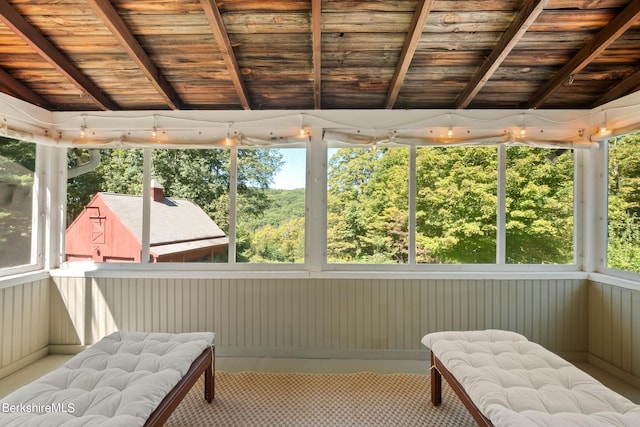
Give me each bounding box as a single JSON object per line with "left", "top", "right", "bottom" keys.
{"left": 272, "top": 148, "right": 306, "bottom": 190}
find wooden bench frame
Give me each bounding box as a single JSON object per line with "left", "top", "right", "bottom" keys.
{"left": 430, "top": 351, "right": 493, "bottom": 427}
{"left": 145, "top": 345, "right": 215, "bottom": 426}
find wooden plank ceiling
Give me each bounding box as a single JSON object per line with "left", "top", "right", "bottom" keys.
{"left": 0, "top": 0, "right": 637, "bottom": 112}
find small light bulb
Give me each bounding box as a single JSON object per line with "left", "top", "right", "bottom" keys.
{"left": 447, "top": 126, "right": 453, "bottom": 137}
{"left": 151, "top": 127, "right": 157, "bottom": 139}
{"left": 520, "top": 126, "right": 526, "bottom": 137}
{"left": 600, "top": 124, "right": 608, "bottom": 136}
{"left": 80, "top": 126, "right": 85, "bottom": 138}
{"left": 300, "top": 127, "right": 305, "bottom": 136}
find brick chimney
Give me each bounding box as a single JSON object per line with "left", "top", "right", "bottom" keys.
{"left": 151, "top": 178, "right": 164, "bottom": 202}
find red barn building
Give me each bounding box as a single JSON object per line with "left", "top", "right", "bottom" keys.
{"left": 65, "top": 181, "right": 228, "bottom": 262}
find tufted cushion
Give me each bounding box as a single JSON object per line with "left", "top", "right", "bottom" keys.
{"left": 423, "top": 330, "right": 640, "bottom": 426}
{"left": 0, "top": 331, "right": 214, "bottom": 427}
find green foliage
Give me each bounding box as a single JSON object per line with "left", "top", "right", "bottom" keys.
{"left": 240, "top": 188, "right": 305, "bottom": 231}
{"left": 328, "top": 144, "right": 574, "bottom": 265}
{"left": 0, "top": 138, "right": 35, "bottom": 268}
{"left": 241, "top": 217, "right": 305, "bottom": 263}
{"left": 327, "top": 147, "right": 408, "bottom": 263}
{"left": 152, "top": 149, "right": 230, "bottom": 229}
{"left": 608, "top": 215, "right": 640, "bottom": 272}
{"left": 608, "top": 133, "right": 640, "bottom": 273}
{"left": 237, "top": 188, "right": 305, "bottom": 263}
{"left": 505, "top": 147, "right": 573, "bottom": 264}
{"left": 67, "top": 148, "right": 284, "bottom": 236}
{"left": 57, "top": 132, "right": 640, "bottom": 269}
{"left": 0, "top": 137, "right": 35, "bottom": 172}
{"left": 416, "top": 147, "right": 497, "bottom": 264}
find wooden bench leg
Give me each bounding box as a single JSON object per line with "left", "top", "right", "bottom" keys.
{"left": 431, "top": 351, "right": 442, "bottom": 406}
{"left": 204, "top": 346, "right": 215, "bottom": 403}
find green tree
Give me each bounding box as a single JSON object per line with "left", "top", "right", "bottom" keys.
{"left": 237, "top": 187, "right": 305, "bottom": 262}
{"left": 67, "top": 148, "right": 142, "bottom": 224}
{"left": 152, "top": 149, "right": 230, "bottom": 229}
{"left": 67, "top": 147, "right": 283, "bottom": 240}
{"left": 416, "top": 147, "right": 497, "bottom": 263}
{"left": 242, "top": 217, "right": 304, "bottom": 263}
{"left": 327, "top": 147, "right": 408, "bottom": 263}
{"left": 505, "top": 147, "right": 574, "bottom": 264}
{"left": 608, "top": 133, "right": 640, "bottom": 272}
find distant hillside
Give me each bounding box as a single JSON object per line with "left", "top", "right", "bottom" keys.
{"left": 240, "top": 188, "right": 305, "bottom": 231}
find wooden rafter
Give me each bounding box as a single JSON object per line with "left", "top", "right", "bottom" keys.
{"left": 385, "top": 0, "right": 435, "bottom": 109}
{"left": 455, "top": 0, "right": 548, "bottom": 109}
{"left": 527, "top": 0, "right": 640, "bottom": 108}
{"left": 593, "top": 69, "right": 640, "bottom": 107}
{"left": 200, "top": 0, "right": 251, "bottom": 110}
{"left": 88, "top": 0, "right": 183, "bottom": 110}
{"left": 0, "top": 67, "right": 52, "bottom": 109}
{"left": 312, "top": 0, "right": 322, "bottom": 109}
{"left": 0, "top": 0, "right": 117, "bottom": 110}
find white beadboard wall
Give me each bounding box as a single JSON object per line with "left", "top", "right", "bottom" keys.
{"left": 588, "top": 280, "right": 640, "bottom": 386}
{"left": 0, "top": 279, "right": 49, "bottom": 378}
{"left": 49, "top": 276, "right": 589, "bottom": 360}
{"left": 4, "top": 276, "right": 639, "bottom": 385}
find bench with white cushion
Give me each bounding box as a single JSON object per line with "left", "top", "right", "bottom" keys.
{"left": 0, "top": 331, "right": 215, "bottom": 427}
{"left": 422, "top": 329, "right": 640, "bottom": 426}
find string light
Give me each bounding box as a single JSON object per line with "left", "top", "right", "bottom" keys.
{"left": 599, "top": 111, "right": 608, "bottom": 136}
{"left": 80, "top": 115, "right": 86, "bottom": 138}
{"left": 225, "top": 123, "right": 232, "bottom": 146}
{"left": 299, "top": 113, "right": 306, "bottom": 136}
{"left": 151, "top": 115, "right": 157, "bottom": 139}
{"left": 44, "top": 110, "right": 595, "bottom": 148}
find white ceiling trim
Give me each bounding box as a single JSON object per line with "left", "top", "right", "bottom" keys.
{"left": 0, "top": 91, "right": 638, "bottom": 149}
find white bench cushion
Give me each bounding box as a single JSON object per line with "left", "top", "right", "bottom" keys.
{"left": 422, "top": 330, "right": 640, "bottom": 426}
{"left": 0, "top": 331, "right": 214, "bottom": 427}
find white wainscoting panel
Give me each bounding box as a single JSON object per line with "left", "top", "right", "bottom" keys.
{"left": 0, "top": 279, "right": 49, "bottom": 378}
{"left": 49, "top": 276, "right": 589, "bottom": 359}
{"left": 588, "top": 280, "right": 640, "bottom": 382}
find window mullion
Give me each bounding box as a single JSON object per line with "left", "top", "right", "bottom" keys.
{"left": 229, "top": 146, "right": 237, "bottom": 264}
{"left": 141, "top": 148, "right": 152, "bottom": 263}
{"left": 409, "top": 144, "right": 416, "bottom": 265}
{"left": 497, "top": 145, "right": 506, "bottom": 264}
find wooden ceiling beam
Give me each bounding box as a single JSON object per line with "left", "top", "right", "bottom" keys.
{"left": 201, "top": 0, "right": 251, "bottom": 110}
{"left": 385, "top": 0, "right": 435, "bottom": 109}
{"left": 527, "top": 0, "right": 640, "bottom": 109}
{"left": 312, "top": 0, "right": 322, "bottom": 109}
{"left": 0, "top": 67, "right": 52, "bottom": 109}
{"left": 88, "top": 0, "right": 183, "bottom": 110}
{"left": 593, "top": 69, "right": 640, "bottom": 107}
{"left": 0, "top": 0, "right": 118, "bottom": 110}
{"left": 455, "top": 0, "right": 548, "bottom": 109}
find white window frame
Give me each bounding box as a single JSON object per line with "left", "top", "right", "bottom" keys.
{"left": 601, "top": 133, "right": 640, "bottom": 282}
{"left": 0, "top": 142, "right": 48, "bottom": 280}
{"left": 322, "top": 141, "right": 582, "bottom": 272}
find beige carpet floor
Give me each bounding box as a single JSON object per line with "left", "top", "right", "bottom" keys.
{"left": 165, "top": 371, "right": 476, "bottom": 426}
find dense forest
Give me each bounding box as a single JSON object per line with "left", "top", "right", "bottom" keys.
{"left": 326, "top": 145, "right": 574, "bottom": 264}
{"left": 1, "top": 132, "right": 639, "bottom": 270}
